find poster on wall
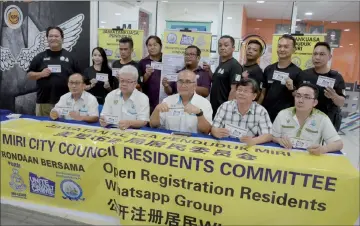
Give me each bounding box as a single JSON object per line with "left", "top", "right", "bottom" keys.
{"left": 326, "top": 29, "right": 341, "bottom": 48}
{"left": 310, "top": 26, "right": 324, "bottom": 34}
{"left": 271, "top": 34, "right": 325, "bottom": 70}
{"left": 98, "top": 29, "right": 144, "bottom": 61}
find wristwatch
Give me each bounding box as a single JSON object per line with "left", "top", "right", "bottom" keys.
{"left": 196, "top": 109, "right": 203, "bottom": 117}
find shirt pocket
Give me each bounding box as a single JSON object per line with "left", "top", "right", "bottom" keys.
{"left": 280, "top": 125, "right": 297, "bottom": 137}
{"left": 122, "top": 108, "right": 137, "bottom": 120}
{"left": 165, "top": 115, "right": 182, "bottom": 131}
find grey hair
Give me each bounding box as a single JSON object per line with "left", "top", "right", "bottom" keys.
{"left": 117, "top": 65, "right": 139, "bottom": 81}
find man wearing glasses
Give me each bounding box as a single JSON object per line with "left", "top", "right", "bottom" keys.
{"left": 150, "top": 70, "right": 212, "bottom": 134}
{"left": 100, "top": 65, "right": 149, "bottom": 129}
{"left": 272, "top": 83, "right": 343, "bottom": 155}
{"left": 162, "top": 45, "right": 211, "bottom": 98}
{"left": 211, "top": 78, "right": 272, "bottom": 146}
{"left": 50, "top": 73, "right": 99, "bottom": 122}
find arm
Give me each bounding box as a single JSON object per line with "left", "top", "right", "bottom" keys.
{"left": 150, "top": 108, "right": 161, "bottom": 128}
{"left": 79, "top": 115, "right": 99, "bottom": 123}
{"left": 196, "top": 71, "right": 211, "bottom": 97}
{"left": 196, "top": 86, "right": 209, "bottom": 97}
{"left": 28, "top": 71, "right": 47, "bottom": 80}
{"left": 251, "top": 134, "right": 273, "bottom": 145}
{"left": 82, "top": 97, "right": 100, "bottom": 123}
{"left": 252, "top": 108, "right": 273, "bottom": 145}
{"left": 257, "top": 88, "right": 266, "bottom": 104}
{"left": 132, "top": 96, "right": 150, "bottom": 128}
{"left": 322, "top": 116, "right": 344, "bottom": 152}
{"left": 228, "top": 84, "right": 237, "bottom": 100}
{"left": 331, "top": 75, "right": 346, "bottom": 107}
{"left": 197, "top": 103, "right": 213, "bottom": 134}
{"left": 323, "top": 140, "right": 343, "bottom": 153}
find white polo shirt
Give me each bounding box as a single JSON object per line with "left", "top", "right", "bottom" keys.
{"left": 160, "top": 93, "right": 213, "bottom": 133}
{"left": 52, "top": 91, "right": 99, "bottom": 120}
{"left": 101, "top": 89, "right": 150, "bottom": 124}
{"left": 272, "top": 107, "right": 341, "bottom": 145}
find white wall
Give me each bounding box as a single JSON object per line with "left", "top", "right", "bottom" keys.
{"left": 139, "top": 2, "right": 157, "bottom": 35}
{"left": 98, "top": 2, "right": 140, "bottom": 29}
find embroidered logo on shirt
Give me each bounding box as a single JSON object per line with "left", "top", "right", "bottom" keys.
{"left": 235, "top": 74, "right": 241, "bottom": 81}
{"left": 310, "top": 120, "right": 316, "bottom": 127}
{"left": 43, "top": 57, "right": 50, "bottom": 61}
{"left": 114, "top": 100, "right": 118, "bottom": 105}
{"left": 218, "top": 68, "right": 224, "bottom": 74}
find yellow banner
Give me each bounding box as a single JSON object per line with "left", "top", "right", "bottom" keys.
{"left": 271, "top": 34, "right": 325, "bottom": 70}
{"left": 1, "top": 119, "right": 359, "bottom": 225}
{"left": 163, "top": 30, "right": 212, "bottom": 57}
{"left": 98, "top": 29, "right": 144, "bottom": 61}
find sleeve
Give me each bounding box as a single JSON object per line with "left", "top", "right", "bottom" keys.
{"left": 169, "top": 82, "right": 177, "bottom": 94}
{"left": 212, "top": 103, "right": 227, "bottom": 128}
{"left": 100, "top": 94, "right": 112, "bottom": 116}
{"left": 27, "top": 54, "right": 42, "bottom": 73}
{"left": 230, "top": 62, "right": 243, "bottom": 84}
{"left": 198, "top": 71, "right": 212, "bottom": 90}
{"left": 271, "top": 111, "right": 283, "bottom": 138}
{"left": 334, "top": 72, "right": 346, "bottom": 97}
{"left": 52, "top": 95, "right": 65, "bottom": 113}
{"left": 72, "top": 57, "right": 82, "bottom": 73}
{"left": 87, "top": 96, "right": 99, "bottom": 117}
{"left": 258, "top": 108, "right": 272, "bottom": 135}
{"left": 159, "top": 99, "right": 168, "bottom": 128}
{"left": 83, "top": 68, "right": 91, "bottom": 85}
{"left": 262, "top": 66, "right": 270, "bottom": 89}
{"left": 203, "top": 100, "right": 213, "bottom": 125}
{"left": 294, "top": 69, "right": 305, "bottom": 89}
{"left": 136, "top": 95, "right": 150, "bottom": 121}
{"left": 133, "top": 62, "right": 143, "bottom": 85}
{"left": 322, "top": 116, "right": 341, "bottom": 144}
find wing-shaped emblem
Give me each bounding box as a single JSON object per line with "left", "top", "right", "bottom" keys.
{"left": 0, "top": 46, "right": 16, "bottom": 71}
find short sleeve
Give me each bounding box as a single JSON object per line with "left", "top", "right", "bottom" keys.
{"left": 203, "top": 100, "right": 213, "bottom": 125}
{"left": 230, "top": 61, "right": 243, "bottom": 84}
{"left": 258, "top": 108, "right": 272, "bottom": 135}
{"left": 52, "top": 95, "right": 66, "bottom": 114}
{"left": 272, "top": 111, "right": 283, "bottom": 138}
{"left": 197, "top": 71, "right": 212, "bottom": 90}
{"left": 334, "top": 72, "right": 346, "bottom": 97}
{"left": 212, "top": 103, "right": 228, "bottom": 128}
{"left": 262, "top": 66, "right": 271, "bottom": 89}
{"left": 27, "top": 54, "right": 42, "bottom": 73}
{"left": 294, "top": 69, "right": 305, "bottom": 89}
{"left": 136, "top": 95, "right": 150, "bottom": 121}
{"left": 87, "top": 96, "right": 99, "bottom": 117}
{"left": 321, "top": 116, "right": 341, "bottom": 144}
{"left": 100, "top": 93, "right": 112, "bottom": 116}
{"left": 83, "top": 68, "right": 91, "bottom": 84}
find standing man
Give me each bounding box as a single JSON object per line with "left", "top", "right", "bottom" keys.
{"left": 242, "top": 39, "right": 264, "bottom": 93}
{"left": 302, "top": 42, "right": 346, "bottom": 131}
{"left": 259, "top": 34, "right": 303, "bottom": 122}
{"left": 162, "top": 45, "right": 211, "bottom": 98}
{"left": 27, "top": 26, "right": 80, "bottom": 116}
{"left": 210, "top": 35, "right": 243, "bottom": 118}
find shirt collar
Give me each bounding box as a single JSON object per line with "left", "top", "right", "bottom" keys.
{"left": 233, "top": 101, "right": 256, "bottom": 115}
{"left": 177, "top": 93, "right": 195, "bottom": 104}
{"left": 116, "top": 89, "right": 137, "bottom": 101}
{"left": 291, "top": 107, "right": 315, "bottom": 117}
{"left": 70, "top": 91, "right": 85, "bottom": 101}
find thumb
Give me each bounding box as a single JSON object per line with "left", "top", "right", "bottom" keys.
{"left": 308, "top": 144, "right": 319, "bottom": 149}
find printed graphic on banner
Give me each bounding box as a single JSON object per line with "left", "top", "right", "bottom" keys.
{"left": 98, "top": 29, "right": 144, "bottom": 61}
{"left": 29, "top": 172, "right": 55, "bottom": 198}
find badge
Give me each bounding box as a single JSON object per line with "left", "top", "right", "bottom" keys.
{"left": 272, "top": 70, "right": 289, "bottom": 84}
{"left": 151, "top": 62, "right": 163, "bottom": 71}
{"left": 225, "top": 124, "right": 248, "bottom": 138}
{"left": 48, "top": 65, "right": 61, "bottom": 73}
{"left": 290, "top": 138, "right": 312, "bottom": 149}
{"left": 96, "top": 73, "right": 108, "bottom": 82}
{"left": 316, "top": 76, "right": 335, "bottom": 88}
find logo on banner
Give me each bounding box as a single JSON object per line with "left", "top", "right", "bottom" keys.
{"left": 236, "top": 153, "right": 257, "bottom": 161}
{"left": 291, "top": 56, "right": 301, "bottom": 68}
{"left": 180, "top": 34, "right": 194, "bottom": 45}
{"left": 29, "top": 173, "right": 55, "bottom": 198}
{"left": 60, "top": 179, "right": 84, "bottom": 201}
{"left": 4, "top": 5, "right": 23, "bottom": 30}
{"left": 9, "top": 168, "right": 26, "bottom": 192}
{"left": 167, "top": 33, "right": 177, "bottom": 44}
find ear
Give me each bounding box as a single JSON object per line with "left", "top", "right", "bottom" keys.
{"left": 313, "top": 99, "right": 318, "bottom": 107}
{"left": 252, "top": 93, "right": 257, "bottom": 101}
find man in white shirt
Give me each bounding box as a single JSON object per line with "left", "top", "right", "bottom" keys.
{"left": 211, "top": 78, "right": 272, "bottom": 146}
{"left": 150, "top": 70, "right": 212, "bottom": 134}
{"left": 50, "top": 73, "right": 99, "bottom": 122}
{"left": 272, "top": 83, "right": 343, "bottom": 155}
{"left": 100, "top": 65, "right": 149, "bottom": 129}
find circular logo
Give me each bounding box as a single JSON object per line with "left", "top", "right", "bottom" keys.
{"left": 291, "top": 56, "right": 301, "bottom": 67}
{"left": 167, "top": 33, "right": 177, "bottom": 44}
{"left": 4, "top": 5, "right": 23, "bottom": 29}
{"left": 305, "top": 59, "right": 313, "bottom": 69}
{"left": 60, "top": 179, "right": 84, "bottom": 201}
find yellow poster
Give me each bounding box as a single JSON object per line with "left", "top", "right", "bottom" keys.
{"left": 271, "top": 34, "right": 325, "bottom": 69}
{"left": 98, "top": 29, "right": 144, "bottom": 61}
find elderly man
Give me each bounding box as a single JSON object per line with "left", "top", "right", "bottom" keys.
{"left": 100, "top": 65, "right": 149, "bottom": 129}
{"left": 211, "top": 78, "right": 272, "bottom": 146}
{"left": 50, "top": 73, "right": 99, "bottom": 122}
{"left": 272, "top": 83, "right": 343, "bottom": 155}
{"left": 150, "top": 70, "right": 212, "bottom": 134}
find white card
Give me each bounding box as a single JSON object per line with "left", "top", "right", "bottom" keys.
{"left": 104, "top": 115, "right": 120, "bottom": 125}
{"left": 272, "top": 70, "right": 289, "bottom": 84}
{"left": 151, "top": 62, "right": 163, "bottom": 71}
{"left": 112, "top": 68, "right": 121, "bottom": 77}
{"left": 169, "top": 108, "right": 184, "bottom": 116}
{"left": 290, "top": 138, "right": 312, "bottom": 149}
{"left": 48, "top": 65, "right": 61, "bottom": 73}
{"left": 166, "top": 73, "right": 178, "bottom": 82}
{"left": 225, "top": 124, "right": 248, "bottom": 138}
{"left": 316, "top": 76, "right": 335, "bottom": 88}
{"left": 58, "top": 107, "right": 72, "bottom": 116}
{"left": 96, "top": 73, "right": 108, "bottom": 82}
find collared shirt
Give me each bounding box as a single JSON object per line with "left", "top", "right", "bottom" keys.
{"left": 212, "top": 100, "right": 272, "bottom": 136}
{"left": 160, "top": 93, "right": 213, "bottom": 133}
{"left": 101, "top": 89, "right": 150, "bottom": 122}
{"left": 52, "top": 91, "right": 99, "bottom": 120}
{"left": 272, "top": 107, "right": 341, "bottom": 145}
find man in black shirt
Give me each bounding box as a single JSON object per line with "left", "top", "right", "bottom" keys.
{"left": 27, "top": 26, "right": 80, "bottom": 116}
{"left": 210, "top": 35, "right": 243, "bottom": 118}
{"left": 260, "top": 34, "right": 303, "bottom": 122}
{"left": 303, "top": 42, "right": 346, "bottom": 131}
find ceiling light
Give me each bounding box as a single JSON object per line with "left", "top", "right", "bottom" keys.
{"left": 256, "top": 19, "right": 263, "bottom": 21}
{"left": 115, "top": 13, "right": 121, "bottom": 16}
{"left": 349, "top": 44, "right": 353, "bottom": 46}
{"left": 305, "top": 12, "right": 313, "bottom": 16}
{"left": 256, "top": 1, "right": 265, "bottom": 3}
{"left": 162, "top": 0, "right": 168, "bottom": 2}
{"left": 340, "top": 46, "right": 343, "bottom": 48}
{"left": 100, "top": 21, "right": 106, "bottom": 24}
{"left": 331, "top": 21, "right": 337, "bottom": 23}
{"left": 227, "top": 17, "right": 233, "bottom": 20}
{"left": 100, "top": 26, "right": 105, "bottom": 28}
{"left": 296, "top": 19, "right": 301, "bottom": 22}
{"left": 254, "top": 28, "right": 260, "bottom": 30}
{"left": 344, "top": 29, "right": 350, "bottom": 31}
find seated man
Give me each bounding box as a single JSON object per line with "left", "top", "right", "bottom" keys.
{"left": 150, "top": 70, "right": 212, "bottom": 134}
{"left": 272, "top": 83, "right": 343, "bottom": 155}
{"left": 50, "top": 73, "right": 99, "bottom": 122}
{"left": 100, "top": 65, "right": 149, "bottom": 129}
{"left": 211, "top": 78, "right": 272, "bottom": 146}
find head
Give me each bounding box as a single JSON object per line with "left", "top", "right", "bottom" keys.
{"left": 92, "top": 47, "right": 109, "bottom": 70}
{"left": 235, "top": 78, "right": 259, "bottom": 105}
{"left": 218, "top": 35, "right": 235, "bottom": 58}
{"left": 246, "top": 39, "right": 263, "bottom": 61}
{"left": 146, "top": 35, "right": 162, "bottom": 56}
{"left": 117, "top": 65, "right": 138, "bottom": 95}
{"left": 68, "top": 73, "right": 86, "bottom": 96}
{"left": 295, "top": 83, "right": 319, "bottom": 112}
{"left": 46, "top": 26, "right": 63, "bottom": 50}
{"left": 312, "top": 42, "right": 332, "bottom": 68}
{"left": 184, "top": 45, "right": 201, "bottom": 68}
{"left": 277, "top": 34, "right": 296, "bottom": 60}
{"left": 177, "top": 70, "right": 197, "bottom": 97}
{"left": 119, "top": 37, "right": 134, "bottom": 60}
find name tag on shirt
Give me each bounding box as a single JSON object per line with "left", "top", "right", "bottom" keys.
{"left": 169, "top": 108, "right": 184, "bottom": 116}
{"left": 104, "top": 115, "right": 120, "bottom": 125}
{"left": 272, "top": 70, "right": 289, "bottom": 85}
{"left": 96, "top": 73, "right": 108, "bottom": 82}
{"left": 48, "top": 65, "right": 61, "bottom": 73}
{"left": 112, "top": 68, "right": 121, "bottom": 77}
{"left": 151, "top": 62, "right": 163, "bottom": 71}
{"left": 225, "top": 124, "right": 248, "bottom": 138}
{"left": 166, "top": 73, "right": 178, "bottom": 82}
{"left": 316, "top": 76, "right": 336, "bottom": 88}
{"left": 58, "top": 107, "right": 72, "bottom": 116}
{"left": 290, "top": 138, "right": 312, "bottom": 149}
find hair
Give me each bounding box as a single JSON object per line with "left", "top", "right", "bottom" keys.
{"left": 219, "top": 35, "right": 235, "bottom": 47}
{"left": 92, "top": 47, "right": 111, "bottom": 73}
{"left": 69, "top": 73, "right": 86, "bottom": 83}
{"left": 119, "top": 37, "right": 134, "bottom": 49}
{"left": 279, "top": 34, "right": 296, "bottom": 48}
{"left": 179, "top": 69, "right": 197, "bottom": 82}
{"left": 235, "top": 78, "right": 260, "bottom": 95}
{"left": 314, "top": 41, "right": 331, "bottom": 52}
{"left": 185, "top": 45, "right": 201, "bottom": 56}
{"left": 247, "top": 39, "right": 264, "bottom": 54}
{"left": 118, "top": 65, "right": 139, "bottom": 81}
{"left": 46, "top": 26, "right": 64, "bottom": 38}
{"left": 146, "top": 35, "right": 162, "bottom": 48}
{"left": 298, "top": 83, "right": 319, "bottom": 99}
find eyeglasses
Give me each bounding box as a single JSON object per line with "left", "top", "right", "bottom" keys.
{"left": 119, "top": 80, "right": 136, "bottom": 84}
{"left": 68, "top": 81, "right": 83, "bottom": 86}
{"left": 295, "top": 93, "right": 315, "bottom": 100}
{"left": 177, "top": 80, "right": 196, "bottom": 86}
{"left": 236, "top": 89, "right": 254, "bottom": 95}
{"left": 184, "top": 53, "right": 197, "bottom": 57}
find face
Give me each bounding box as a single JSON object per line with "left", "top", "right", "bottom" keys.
{"left": 177, "top": 72, "right": 196, "bottom": 97}
{"left": 235, "top": 85, "right": 257, "bottom": 105}
{"left": 147, "top": 38, "right": 161, "bottom": 56}
{"left": 295, "top": 87, "right": 318, "bottom": 112}
{"left": 118, "top": 73, "right": 136, "bottom": 94}
{"left": 246, "top": 43, "right": 261, "bottom": 61}
{"left": 312, "top": 45, "right": 331, "bottom": 68}
{"left": 47, "top": 29, "right": 63, "bottom": 49}
{"left": 277, "top": 38, "right": 295, "bottom": 60}
{"left": 218, "top": 38, "right": 234, "bottom": 58}
{"left": 119, "top": 42, "right": 132, "bottom": 59}
{"left": 92, "top": 49, "right": 103, "bottom": 66}
{"left": 184, "top": 48, "right": 199, "bottom": 67}
{"left": 68, "top": 74, "right": 85, "bottom": 96}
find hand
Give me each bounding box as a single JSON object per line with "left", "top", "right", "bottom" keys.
{"left": 99, "top": 116, "right": 108, "bottom": 127}
{"left": 285, "top": 78, "right": 294, "bottom": 90}
{"left": 49, "top": 110, "right": 59, "bottom": 120}
{"left": 69, "top": 111, "right": 82, "bottom": 121}
{"left": 308, "top": 144, "right": 327, "bottom": 156}
{"left": 119, "top": 120, "right": 131, "bottom": 130}
{"left": 184, "top": 103, "right": 200, "bottom": 115}
{"left": 145, "top": 66, "right": 154, "bottom": 76}
{"left": 104, "top": 81, "right": 111, "bottom": 89}
{"left": 155, "top": 102, "right": 170, "bottom": 113}
{"left": 42, "top": 68, "right": 51, "bottom": 78}
{"left": 90, "top": 79, "right": 98, "bottom": 84}
{"left": 324, "top": 87, "right": 338, "bottom": 100}
{"left": 202, "top": 62, "right": 211, "bottom": 72}
{"left": 242, "top": 70, "right": 249, "bottom": 79}
{"left": 162, "top": 77, "right": 169, "bottom": 88}
{"left": 278, "top": 136, "right": 293, "bottom": 149}
{"left": 212, "top": 128, "right": 230, "bottom": 139}
{"left": 240, "top": 136, "right": 256, "bottom": 146}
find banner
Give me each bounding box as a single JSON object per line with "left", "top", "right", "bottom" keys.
{"left": 271, "top": 34, "right": 325, "bottom": 70}
{"left": 1, "top": 119, "right": 359, "bottom": 225}
{"left": 98, "top": 29, "right": 144, "bottom": 61}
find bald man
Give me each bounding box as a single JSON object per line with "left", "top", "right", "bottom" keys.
{"left": 150, "top": 70, "right": 213, "bottom": 134}
{"left": 50, "top": 73, "right": 99, "bottom": 122}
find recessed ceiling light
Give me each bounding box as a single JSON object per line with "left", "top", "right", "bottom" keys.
{"left": 100, "top": 21, "right": 106, "bottom": 24}
{"left": 349, "top": 44, "right": 354, "bottom": 46}
{"left": 256, "top": 19, "right": 263, "bottom": 21}
{"left": 344, "top": 29, "right": 350, "bottom": 31}
{"left": 227, "top": 17, "right": 233, "bottom": 20}
{"left": 256, "top": 1, "right": 265, "bottom": 3}
{"left": 254, "top": 28, "right": 260, "bottom": 30}
{"left": 115, "top": 13, "right": 121, "bottom": 16}
{"left": 296, "top": 19, "right": 301, "bottom": 22}
{"left": 162, "top": 0, "right": 168, "bottom": 2}
{"left": 340, "top": 46, "right": 343, "bottom": 48}
{"left": 331, "top": 21, "right": 337, "bottom": 23}
{"left": 305, "top": 12, "right": 313, "bottom": 16}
